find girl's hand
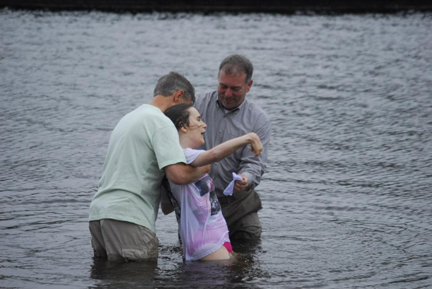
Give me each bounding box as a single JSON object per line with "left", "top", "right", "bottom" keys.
{"left": 248, "top": 133, "right": 263, "bottom": 157}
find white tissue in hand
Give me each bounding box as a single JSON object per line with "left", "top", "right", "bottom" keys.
{"left": 223, "top": 172, "right": 243, "bottom": 196}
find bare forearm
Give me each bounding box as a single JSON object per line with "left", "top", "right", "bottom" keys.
{"left": 166, "top": 163, "right": 210, "bottom": 185}
{"left": 206, "top": 136, "right": 248, "bottom": 162}
{"left": 193, "top": 133, "right": 261, "bottom": 167}
{"left": 178, "top": 164, "right": 210, "bottom": 183}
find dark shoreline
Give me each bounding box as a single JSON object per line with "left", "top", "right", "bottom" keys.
{"left": 1, "top": 0, "right": 432, "bottom": 14}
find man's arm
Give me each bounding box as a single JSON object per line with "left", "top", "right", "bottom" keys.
{"left": 235, "top": 113, "right": 271, "bottom": 192}
{"left": 165, "top": 163, "right": 210, "bottom": 185}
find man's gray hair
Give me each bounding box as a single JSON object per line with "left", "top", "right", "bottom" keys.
{"left": 218, "top": 54, "right": 254, "bottom": 83}
{"left": 153, "top": 71, "right": 195, "bottom": 103}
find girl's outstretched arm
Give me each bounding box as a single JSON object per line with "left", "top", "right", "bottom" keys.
{"left": 191, "top": 133, "right": 263, "bottom": 167}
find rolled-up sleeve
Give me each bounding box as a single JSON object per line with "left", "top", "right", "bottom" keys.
{"left": 238, "top": 111, "right": 271, "bottom": 187}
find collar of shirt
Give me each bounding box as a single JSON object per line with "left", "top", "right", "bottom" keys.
{"left": 216, "top": 98, "right": 247, "bottom": 114}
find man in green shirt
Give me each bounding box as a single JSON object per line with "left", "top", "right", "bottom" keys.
{"left": 89, "top": 72, "right": 209, "bottom": 262}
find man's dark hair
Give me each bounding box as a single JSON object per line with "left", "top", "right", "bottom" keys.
{"left": 218, "top": 54, "right": 254, "bottom": 83}
{"left": 154, "top": 72, "right": 195, "bottom": 103}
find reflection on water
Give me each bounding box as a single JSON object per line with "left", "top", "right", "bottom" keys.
{"left": 1, "top": 9, "right": 432, "bottom": 289}
{"left": 90, "top": 259, "right": 158, "bottom": 288}
{"left": 89, "top": 242, "right": 264, "bottom": 288}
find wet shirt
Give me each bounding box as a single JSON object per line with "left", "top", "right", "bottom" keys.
{"left": 168, "top": 148, "right": 230, "bottom": 261}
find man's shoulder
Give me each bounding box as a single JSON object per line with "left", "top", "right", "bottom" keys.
{"left": 195, "top": 91, "right": 217, "bottom": 108}
{"left": 196, "top": 90, "right": 217, "bottom": 99}
{"left": 127, "top": 104, "right": 162, "bottom": 118}
{"left": 126, "top": 104, "right": 173, "bottom": 130}
{"left": 244, "top": 99, "right": 270, "bottom": 120}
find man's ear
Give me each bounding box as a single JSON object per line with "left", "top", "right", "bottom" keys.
{"left": 246, "top": 79, "right": 253, "bottom": 93}
{"left": 173, "top": 90, "right": 185, "bottom": 103}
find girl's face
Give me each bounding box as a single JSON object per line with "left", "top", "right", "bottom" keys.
{"left": 186, "top": 107, "right": 207, "bottom": 148}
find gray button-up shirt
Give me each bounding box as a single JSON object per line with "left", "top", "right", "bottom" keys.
{"left": 194, "top": 91, "right": 271, "bottom": 197}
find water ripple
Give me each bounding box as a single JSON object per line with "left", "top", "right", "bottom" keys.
{"left": 1, "top": 9, "right": 432, "bottom": 289}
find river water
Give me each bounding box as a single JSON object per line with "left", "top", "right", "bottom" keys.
{"left": 1, "top": 9, "right": 432, "bottom": 289}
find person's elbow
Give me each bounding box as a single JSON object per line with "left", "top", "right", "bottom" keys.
{"left": 165, "top": 164, "right": 191, "bottom": 185}
{"left": 166, "top": 163, "right": 210, "bottom": 185}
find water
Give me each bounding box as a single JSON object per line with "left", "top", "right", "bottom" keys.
{"left": 1, "top": 9, "right": 432, "bottom": 288}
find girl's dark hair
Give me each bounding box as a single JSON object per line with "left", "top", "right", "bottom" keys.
{"left": 164, "top": 103, "right": 193, "bottom": 130}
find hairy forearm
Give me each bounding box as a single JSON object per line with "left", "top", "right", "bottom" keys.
{"left": 180, "top": 165, "right": 210, "bottom": 183}
{"left": 166, "top": 163, "right": 210, "bottom": 185}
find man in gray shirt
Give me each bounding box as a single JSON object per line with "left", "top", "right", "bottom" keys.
{"left": 194, "top": 54, "right": 271, "bottom": 242}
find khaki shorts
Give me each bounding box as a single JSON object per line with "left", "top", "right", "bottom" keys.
{"left": 89, "top": 219, "right": 158, "bottom": 262}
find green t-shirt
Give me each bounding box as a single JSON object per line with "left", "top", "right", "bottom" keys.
{"left": 89, "top": 104, "right": 186, "bottom": 233}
